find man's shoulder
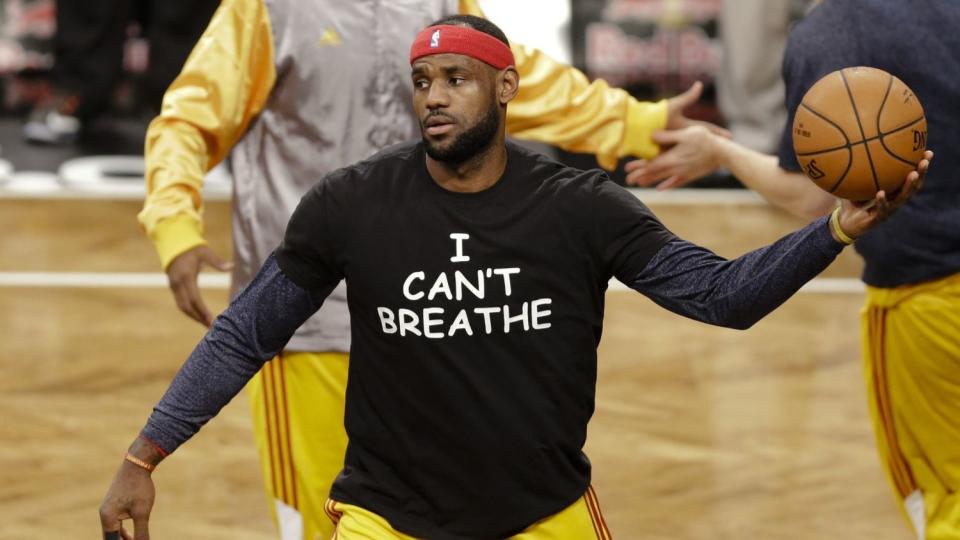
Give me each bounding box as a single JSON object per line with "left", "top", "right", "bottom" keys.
{"left": 506, "top": 141, "right": 606, "bottom": 187}
{"left": 787, "top": 2, "right": 848, "bottom": 54}
{"left": 781, "top": 2, "right": 859, "bottom": 92}
{"left": 354, "top": 140, "right": 421, "bottom": 174}
{"left": 325, "top": 141, "right": 422, "bottom": 186}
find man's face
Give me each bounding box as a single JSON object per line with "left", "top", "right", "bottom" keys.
{"left": 411, "top": 53, "right": 501, "bottom": 163}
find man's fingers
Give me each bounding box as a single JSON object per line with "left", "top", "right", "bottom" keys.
{"left": 626, "top": 171, "right": 660, "bottom": 187}
{"left": 172, "top": 283, "right": 202, "bottom": 324}
{"left": 626, "top": 161, "right": 687, "bottom": 189}
{"left": 100, "top": 500, "right": 128, "bottom": 525}
{"left": 876, "top": 191, "right": 892, "bottom": 217}
{"left": 652, "top": 129, "right": 682, "bottom": 146}
{"left": 887, "top": 170, "right": 920, "bottom": 206}
{"left": 657, "top": 175, "right": 686, "bottom": 191}
{"left": 103, "top": 528, "right": 130, "bottom": 540}
{"left": 626, "top": 160, "right": 670, "bottom": 187}
{"left": 100, "top": 507, "right": 129, "bottom": 540}
{"left": 912, "top": 151, "right": 932, "bottom": 190}
{"left": 172, "top": 280, "right": 207, "bottom": 326}
{"left": 917, "top": 158, "right": 930, "bottom": 183}
{"left": 648, "top": 153, "right": 684, "bottom": 177}
{"left": 671, "top": 81, "right": 703, "bottom": 111}
{"left": 701, "top": 121, "right": 732, "bottom": 139}
{"left": 624, "top": 159, "right": 644, "bottom": 173}
{"left": 183, "top": 278, "right": 213, "bottom": 327}
{"left": 194, "top": 299, "right": 214, "bottom": 328}
{"left": 624, "top": 160, "right": 647, "bottom": 186}
{"left": 200, "top": 248, "right": 233, "bottom": 272}
{"left": 102, "top": 525, "right": 126, "bottom": 540}
{"left": 133, "top": 512, "right": 151, "bottom": 540}
{"left": 167, "top": 247, "right": 224, "bottom": 326}
{"left": 901, "top": 170, "right": 921, "bottom": 202}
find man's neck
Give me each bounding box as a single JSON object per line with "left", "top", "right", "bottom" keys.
{"left": 426, "top": 141, "right": 508, "bottom": 193}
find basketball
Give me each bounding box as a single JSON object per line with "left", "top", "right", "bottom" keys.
{"left": 792, "top": 66, "right": 927, "bottom": 200}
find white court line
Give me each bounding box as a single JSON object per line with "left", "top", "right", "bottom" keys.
{"left": 0, "top": 272, "right": 864, "bottom": 294}
{"left": 0, "top": 272, "right": 230, "bottom": 288}
{"left": 0, "top": 185, "right": 760, "bottom": 205}
{"left": 629, "top": 188, "right": 767, "bottom": 206}
{"left": 0, "top": 185, "right": 231, "bottom": 201}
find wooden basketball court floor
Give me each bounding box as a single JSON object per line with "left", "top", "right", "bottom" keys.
{"left": 0, "top": 191, "right": 914, "bottom": 539}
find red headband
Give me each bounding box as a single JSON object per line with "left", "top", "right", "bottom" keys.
{"left": 409, "top": 25, "right": 515, "bottom": 69}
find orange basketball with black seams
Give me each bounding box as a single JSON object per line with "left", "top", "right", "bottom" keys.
{"left": 792, "top": 66, "right": 927, "bottom": 201}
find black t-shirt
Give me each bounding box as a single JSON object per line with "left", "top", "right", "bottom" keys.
{"left": 776, "top": 0, "right": 960, "bottom": 287}
{"left": 276, "top": 141, "right": 674, "bottom": 538}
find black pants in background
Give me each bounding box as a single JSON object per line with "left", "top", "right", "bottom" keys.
{"left": 53, "top": 0, "right": 220, "bottom": 117}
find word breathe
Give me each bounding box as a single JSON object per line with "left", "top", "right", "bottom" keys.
{"left": 377, "top": 233, "right": 553, "bottom": 339}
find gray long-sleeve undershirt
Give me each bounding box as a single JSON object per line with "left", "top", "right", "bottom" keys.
{"left": 141, "top": 255, "right": 326, "bottom": 454}
{"left": 630, "top": 214, "right": 843, "bottom": 330}
{"left": 141, "top": 216, "right": 843, "bottom": 454}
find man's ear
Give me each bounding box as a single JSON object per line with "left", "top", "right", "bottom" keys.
{"left": 497, "top": 67, "right": 519, "bottom": 105}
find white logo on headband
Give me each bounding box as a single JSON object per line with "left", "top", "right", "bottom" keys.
{"left": 430, "top": 29, "right": 440, "bottom": 48}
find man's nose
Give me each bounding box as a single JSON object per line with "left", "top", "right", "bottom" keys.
{"left": 425, "top": 82, "right": 450, "bottom": 109}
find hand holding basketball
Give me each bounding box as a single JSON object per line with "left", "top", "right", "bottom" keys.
{"left": 834, "top": 150, "right": 931, "bottom": 242}
{"left": 793, "top": 67, "right": 927, "bottom": 201}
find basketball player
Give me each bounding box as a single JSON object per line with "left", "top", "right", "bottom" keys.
{"left": 624, "top": 1, "right": 958, "bottom": 538}
{"left": 137, "top": 1, "right": 726, "bottom": 538}
{"left": 101, "top": 15, "right": 925, "bottom": 539}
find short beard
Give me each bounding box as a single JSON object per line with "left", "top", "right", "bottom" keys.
{"left": 423, "top": 103, "right": 500, "bottom": 164}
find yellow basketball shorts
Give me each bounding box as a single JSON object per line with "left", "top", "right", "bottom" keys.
{"left": 861, "top": 271, "right": 960, "bottom": 540}
{"left": 324, "top": 486, "right": 611, "bottom": 539}
{"left": 248, "top": 351, "right": 350, "bottom": 540}
{"left": 248, "top": 353, "right": 613, "bottom": 539}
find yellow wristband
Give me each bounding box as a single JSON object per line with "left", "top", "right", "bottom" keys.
{"left": 830, "top": 207, "right": 855, "bottom": 245}
{"left": 125, "top": 452, "right": 156, "bottom": 472}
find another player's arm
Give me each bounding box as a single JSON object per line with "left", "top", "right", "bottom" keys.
{"left": 714, "top": 135, "right": 836, "bottom": 218}
{"left": 625, "top": 126, "right": 836, "bottom": 219}
{"left": 140, "top": 0, "right": 277, "bottom": 326}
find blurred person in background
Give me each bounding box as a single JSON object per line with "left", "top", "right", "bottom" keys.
{"left": 626, "top": 1, "right": 960, "bottom": 537}
{"left": 716, "top": 0, "right": 811, "bottom": 154}
{"left": 137, "top": 1, "right": 725, "bottom": 538}
{"left": 23, "top": 0, "right": 219, "bottom": 144}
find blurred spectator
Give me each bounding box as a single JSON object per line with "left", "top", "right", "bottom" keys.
{"left": 716, "top": 0, "right": 810, "bottom": 153}
{"left": 23, "top": 0, "right": 218, "bottom": 145}
{"left": 566, "top": 0, "right": 724, "bottom": 182}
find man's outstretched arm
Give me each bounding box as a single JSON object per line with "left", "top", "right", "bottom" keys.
{"left": 629, "top": 157, "right": 927, "bottom": 329}
{"left": 630, "top": 216, "right": 843, "bottom": 330}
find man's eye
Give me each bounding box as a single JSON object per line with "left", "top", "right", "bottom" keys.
{"left": 450, "top": 78, "right": 465, "bottom": 86}
{"left": 414, "top": 80, "right": 429, "bottom": 89}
